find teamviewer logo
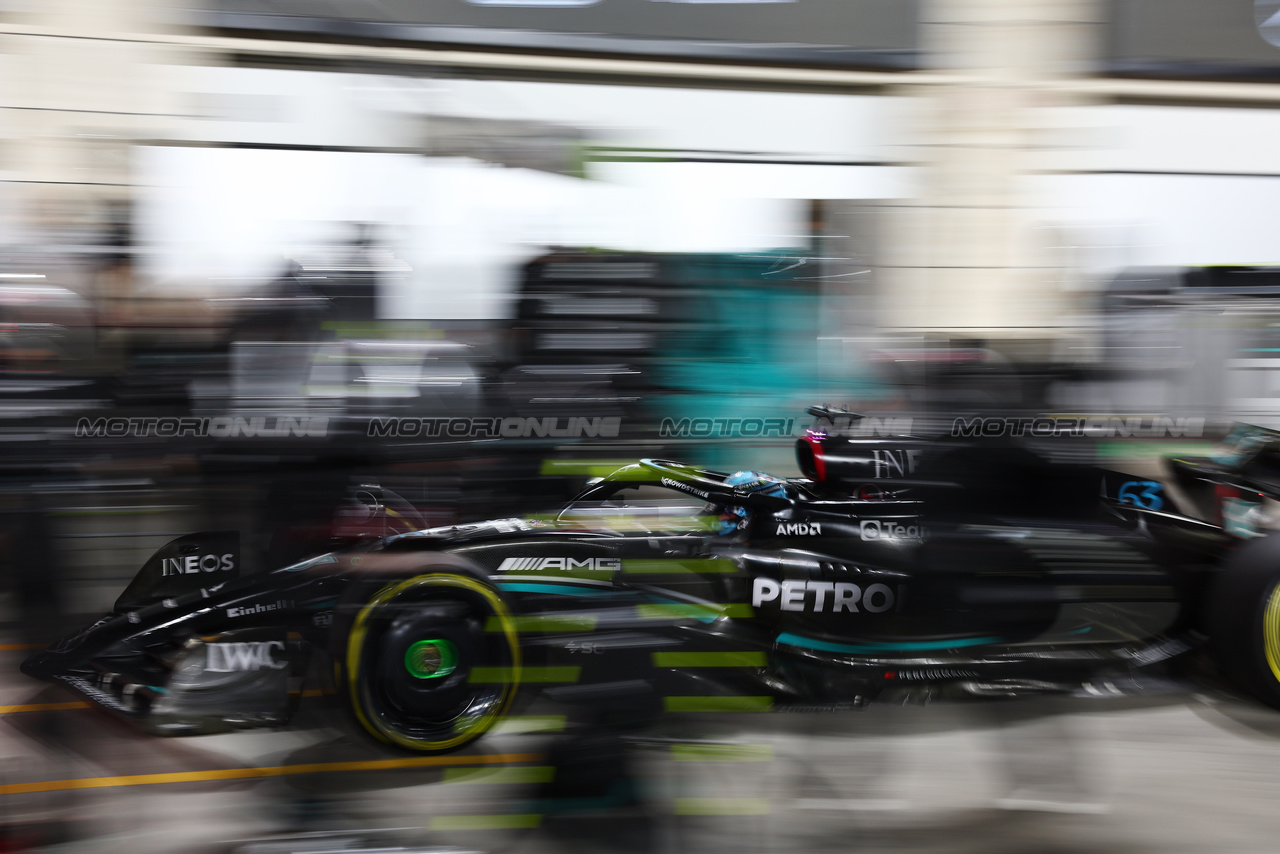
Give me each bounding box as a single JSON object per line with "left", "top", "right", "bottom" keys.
{"left": 859, "top": 519, "right": 926, "bottom": 543}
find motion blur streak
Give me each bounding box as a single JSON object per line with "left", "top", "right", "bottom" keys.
{"left": 8, "top": 0, "right": 1280, "bottom": 851}
{"left": 0, "top": 752, "right": 545, "bottom": 795}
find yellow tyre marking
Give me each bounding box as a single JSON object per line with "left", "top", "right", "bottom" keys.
{"left": 347, "top": 574, "right": 521, "bottom": 752}
{"left": 1265, "top": 582, "right": 1280, "bottom": 685}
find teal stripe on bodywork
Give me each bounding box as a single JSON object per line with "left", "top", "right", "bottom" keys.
{"left": 776, "top": 632, "right": 1002, "bottom": 654}
{"left": 496, "top": 583, "right": 614, "bottom": 598}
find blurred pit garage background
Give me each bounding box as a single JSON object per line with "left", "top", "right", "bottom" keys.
{"left": 2, "top": 0, "right": 1280, "bottom": 850}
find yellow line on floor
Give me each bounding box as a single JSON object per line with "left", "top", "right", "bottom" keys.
{"left": 0, "top": 752, "right": 544, "bottom": 795}
{"left": 0, "top": 701, "right": 90, "bottom": 714}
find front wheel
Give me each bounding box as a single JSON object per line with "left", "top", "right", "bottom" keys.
{"left": 341, "top": 567, "right": 521, "bottom": 753}
{"left": 1208, "top": 536, "right": 1280, "bottom": 709}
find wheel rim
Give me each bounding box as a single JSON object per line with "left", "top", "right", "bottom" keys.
{"left": 347, "top": 574, "right": 520, "bottom": 752}
{"left": 404, "top": 639, "right": 459, "bottom": 680}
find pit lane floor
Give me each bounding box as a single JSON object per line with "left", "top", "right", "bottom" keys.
{"left": 0, "top": 642, "right": 1279, "bottom": 854}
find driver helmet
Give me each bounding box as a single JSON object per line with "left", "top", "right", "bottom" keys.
{"left": 714, "top": 470, "right": 790, "bottom": 535}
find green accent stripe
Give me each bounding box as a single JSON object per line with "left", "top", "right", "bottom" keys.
{"left": 494, "top": 715, "right": 567, "bottom": 734}
{"left": 776, "top": 632, "right": 1001, "bottom": 654}
{"left": 539, "top": 459, "right": 633, "bottom": 476}
{"left": 1096, "top": 441, "right": 1214, "bottom": 459}
{"left": 675, "top": 798, "right": 769, "bottom": 816}
{"left": 485, "top": 614, "right": 599, "bottom": 632}
{"left": 443, "top": 766, "right": 556, "bottom": 785}
{"left": 663, "top": 696, "right": 773, "bottom": 713}
{"left": 429, "top": 814, "right": 543, "bottom": 830}
{"left": 470, "top": 666, "right": 580, "bottom": 684}
{"left": 320, "top": 321, "right": 443, "bottom": 339}
{"left": 671, "top": 744, "right": 772, "bottom": 762}
{"left": 653, "top": 652, "right": 767, "bottom": 668}
{"left": 638, "top": 602, "right": 754, "bottom": 621}
{"left": 623, "top": 558, "right": 739, "bottom": 574}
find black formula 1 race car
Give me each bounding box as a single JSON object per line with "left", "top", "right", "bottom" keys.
{"left": 21, "top": 411, "right": 1280, "bottom": 754}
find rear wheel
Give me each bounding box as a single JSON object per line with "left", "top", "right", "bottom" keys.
{"left": 343, "top": 570, "right": 521, "bottom": 753}
{"left": 1208, "top": 537, "right": 1280, "bottom": 709}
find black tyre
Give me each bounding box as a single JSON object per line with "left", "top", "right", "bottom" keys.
{"left": 340, "top": 561, "right": 521, "bottom": 753}
{"left": 1208, "top": 536, "right": 1280, "bottom": 709}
